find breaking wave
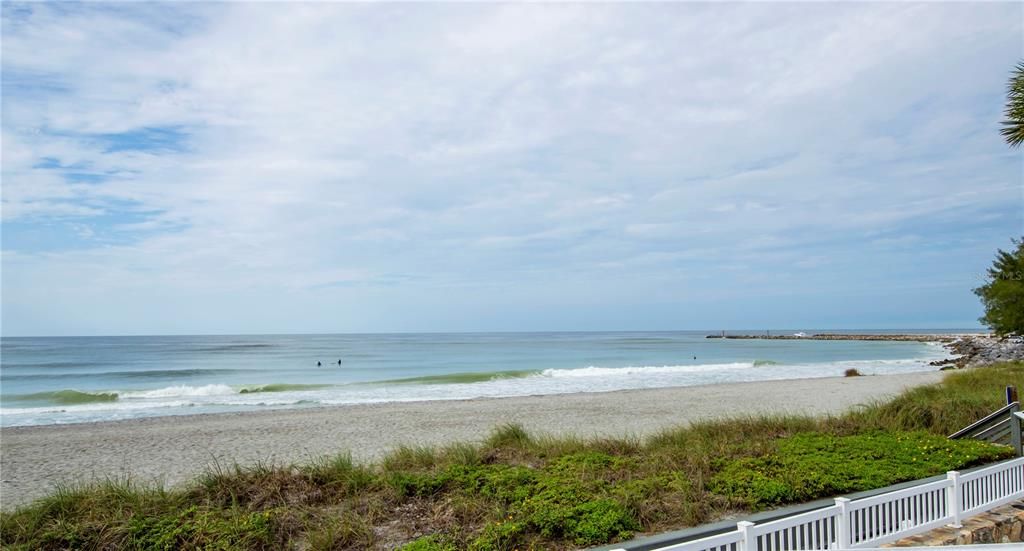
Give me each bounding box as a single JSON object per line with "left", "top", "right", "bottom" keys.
{"left": 540, "top": 362, "right": 754, "bottom": 378}
{"left": 6, "top": 389, "right": 120, "bottom": 405}
{"left": 380, "top": 370, "right": 540, "bottom": 385}
{"left": 238, "top": 383, "right": 333, "bottom": 394}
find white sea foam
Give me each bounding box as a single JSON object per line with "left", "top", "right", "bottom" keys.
{"left": 0, "top": 396, "right": 311, "bottom": 421}
{"left": 120, "top": 384, "right": 236, "bottom": 399}
{"left": 0, "top": 400, "right": 195, "bottom": 416}
{"left": 540, "top": 362, "right": 753, "bottom": 378}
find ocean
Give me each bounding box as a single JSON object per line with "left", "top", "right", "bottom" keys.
{"left": 0, "top": 330, "right": 957, "bottom": 427}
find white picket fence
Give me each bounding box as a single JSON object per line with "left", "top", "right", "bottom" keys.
{"left": 628, "top": 456, "right": 1024, "bottom": 551}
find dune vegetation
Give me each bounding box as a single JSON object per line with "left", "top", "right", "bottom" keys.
{"left": 2, "top": 362, "right": 1022, "bottom": 550}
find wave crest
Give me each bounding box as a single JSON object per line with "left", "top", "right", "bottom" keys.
{"left": 541, "top": 363, "right": 753, "bottom": 378}
{"left": 238, "top": 383, "right": 332, "bottom": 394}
{"left": 380, "top": 370, "right": 541, "bottom": 385}
{"left": 7, "top": 389, "right": 119, "bottom": 405}
{"left": 119, "top": 384, "right": 236, "bottom": 399}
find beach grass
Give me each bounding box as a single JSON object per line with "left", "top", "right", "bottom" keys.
{"left": 2, "top": 361, "right": 1022, "bottom": 550}
{"left": 834, "top": 360, "right": 1024, "bottom": 435}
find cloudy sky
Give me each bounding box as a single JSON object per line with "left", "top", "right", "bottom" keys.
{"left": 2, "top": 2, "right": 1022, "bottom": 336}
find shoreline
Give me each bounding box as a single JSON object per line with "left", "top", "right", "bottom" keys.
{"left": 0, "top": 371, "right": 944, "bottom": 510}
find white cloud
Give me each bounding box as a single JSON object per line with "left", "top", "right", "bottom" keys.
{"left": 2, "top": 2, "right": 1022, "bottom": 334}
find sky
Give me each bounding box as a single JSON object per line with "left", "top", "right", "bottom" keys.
{"left": 2, "top": 2, "right": 1023, "bottom": 336}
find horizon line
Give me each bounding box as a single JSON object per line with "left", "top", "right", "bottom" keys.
{"left": 0, "top": 327, "right": 989, "bottom": 339}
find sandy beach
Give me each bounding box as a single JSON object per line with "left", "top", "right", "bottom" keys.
{"left": 0, "top": 371, "right": 944, "bottom": 510}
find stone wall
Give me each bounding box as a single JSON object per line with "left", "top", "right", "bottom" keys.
{"left": 888, "top": 501, "right": 1024, "bottom": 546}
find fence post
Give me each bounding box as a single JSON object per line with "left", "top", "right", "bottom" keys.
{"left": 737, "top": 521, "right": 755, "bottom": 551}
{"left": 1010, "top": 403, "right": 1022, "bottom": 457}
{"left": 835, "top": 497, "right": 851, "bottom": 549}
{"left": 946, "top": 470, "right": 962, "bottom": 528}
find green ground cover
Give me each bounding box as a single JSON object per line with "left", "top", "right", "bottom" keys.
{"left": 2, "top": 362, "right": 1021, "bottom": 550}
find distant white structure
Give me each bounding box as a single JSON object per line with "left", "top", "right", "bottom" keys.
{"left": 793, "top": 332, "right": 808, "bottom": 337}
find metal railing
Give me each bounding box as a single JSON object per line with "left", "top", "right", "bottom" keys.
{"left": 607, "top": 456, "right": 1024, "bottom": 551}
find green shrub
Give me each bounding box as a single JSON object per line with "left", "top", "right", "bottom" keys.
{"left": 524, "top": 497, "right": 636, "bottom": 546}
{"left": 388, "top": 462, "right": 540, "bottom": 502}
{"left": 470, "top": 518, "right": 527, "bottom": 550}
{"left": 511, "top": 453, "right": 639, "bottom": 545}
{"left": 454, "top": 464, "right": 538, "bottom": 504}
{"left": 387, "top": 471, "right": 450, "bottom": 497}
{"left": 709, "top": 431, "right": 1013, "bottom": 509}
{"left": 126, "top": 505, "right": 273, "bottom": 550}
{"left": 400, "top": 535, "right": 458, "bottom": 551}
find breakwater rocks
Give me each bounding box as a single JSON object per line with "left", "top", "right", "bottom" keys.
{"left": 933, "top": 335, "right": 1024, "bottom": 369}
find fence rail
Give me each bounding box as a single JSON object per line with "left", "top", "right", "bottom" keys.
{"left": 609, "top": 456, "right": 1024, "bottom": 551}
{"left": 959, "top": 456, "right": 1024, "bottom": 517}
{"left": 844, "top": 478, "right": 950, "bottom": 547}
{"left": 950, "top": 401, "right": 1022, "bottom": 455}
{"left": 657, "top": 529, "right": 741, "bottom": 551}
{"left": 745, "top": 504, "right": 839, "bottom": 551}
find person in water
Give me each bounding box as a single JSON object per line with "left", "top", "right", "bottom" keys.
{"left": 317, "top": 361, "right": 321, "bottom": 367}
{"left": 337, "top": 359, "right": 342, "bottom": 366}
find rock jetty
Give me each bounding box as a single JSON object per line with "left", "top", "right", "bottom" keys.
{"left": 932, "top": 335, "right": 1024, "bottom": 369}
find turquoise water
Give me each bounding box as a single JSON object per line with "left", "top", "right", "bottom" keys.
{"left": 0, "top": 331, "right": 956, "bottom": 426}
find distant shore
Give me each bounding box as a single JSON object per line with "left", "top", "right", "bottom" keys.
{"left": 705, "top": 333, "right": 986, "bottom": 342}
{"left": 0, "top": 371, "right": 944, "bottom": 510}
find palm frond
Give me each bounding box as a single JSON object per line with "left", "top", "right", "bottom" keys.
{"left": 1002, "top": 61, "right": 1024, "bottom": 148}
